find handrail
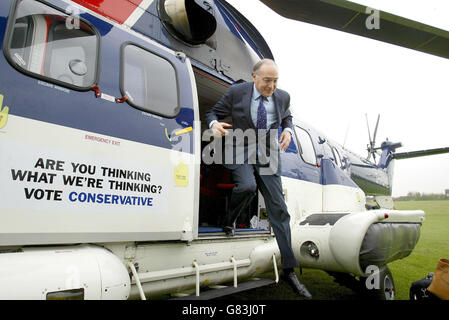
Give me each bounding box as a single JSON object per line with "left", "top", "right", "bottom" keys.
{"left": 130, "top": 257, "right": 252, "bottom": 297}
{"left": 231, "top": 257, "right": 237, "bottom": 288}
{"left": 132, "top": 259, "right": 251, "bottom": 283}
{"left": 273, "top": 254, "right": 279, "bottom": 283}
{"left": 193, "top": 260, "right": 200, "bottom": 296}
{"left": 128, "top": 262, "right": 146, "bottom": 300}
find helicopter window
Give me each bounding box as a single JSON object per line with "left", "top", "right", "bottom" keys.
{"left": 121, "top": 44, "right": 180, "bottom": 118}
{"left": 294, "top": 126, "right": 317, "bottom": 166}
{"left": 5, "top": 0, "right": 99, "bottom": 90}
{"left": 332, "top": 147, "right": 343, "bottom": 168}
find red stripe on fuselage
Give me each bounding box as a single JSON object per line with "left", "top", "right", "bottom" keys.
{"left": 71, "top": 0, "right": 143, "bottom": 24}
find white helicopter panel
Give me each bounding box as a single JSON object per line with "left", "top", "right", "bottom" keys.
{"left": 0, "top": 114, "right": 197, "bottom": 245}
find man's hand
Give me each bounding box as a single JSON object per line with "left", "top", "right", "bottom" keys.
{"left": 279, "top": 130, "right": 292, "bottom": 152}
{"left": 211, "top": 122, "right": 232, "bottom": 137}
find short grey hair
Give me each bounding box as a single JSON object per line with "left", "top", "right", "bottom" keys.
{"left": 252, "top": 58, "right": 277, "bottom": 74}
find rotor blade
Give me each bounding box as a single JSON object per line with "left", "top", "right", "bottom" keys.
{"left": 365, "top": 113, "right": 372, "bottom": 146}
{"left": 259, "top": 0, "right": 449, "bottom": 60}
{"left": 392, "top": 147, "right": 449, "bottom": 160}
{"left": 372, "top": 114, "right": 380, "bottom": 146}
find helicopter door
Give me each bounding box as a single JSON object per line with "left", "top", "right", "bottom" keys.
{"left": 0, "top": 0, "right": 199, "bottom": 245}
{"left": 321, "top": 142, "right": 364, "bottom": 212}
{"left": 119, "top": 44, "right": 200, "bottom": 242}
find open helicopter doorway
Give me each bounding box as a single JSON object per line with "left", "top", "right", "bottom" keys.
{"left": 193, "top": 68, "right": 271, "bottom": 238}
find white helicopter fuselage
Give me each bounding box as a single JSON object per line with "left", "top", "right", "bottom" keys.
{"left": 0, "top": 0, "right": 425, "bottom": 300}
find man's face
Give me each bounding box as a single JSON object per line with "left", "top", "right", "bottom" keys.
{"left": 252, "top": 63, "right": 278, "bottom": 97}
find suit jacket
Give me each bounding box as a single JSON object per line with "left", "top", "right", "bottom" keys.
{"left": 204, "top": 82, "right": 293, "bottom": 169}
{"left": 205, "top": 82, "right": 293, "bottom": 133}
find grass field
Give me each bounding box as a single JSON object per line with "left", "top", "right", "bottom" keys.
{"left": 224, "top": 200, "right": 449, "bottom": 300}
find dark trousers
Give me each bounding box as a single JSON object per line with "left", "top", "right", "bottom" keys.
{"left": 223, "top": 163, "right": 299, "bottom": 269}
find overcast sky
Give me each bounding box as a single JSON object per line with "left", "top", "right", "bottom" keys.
{"left": 227, "top": 0, "right": 449, "bottom": 197}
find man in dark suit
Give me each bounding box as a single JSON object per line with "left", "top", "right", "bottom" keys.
{"left": 204, "top": 59, "right": 312, "bottom": 299}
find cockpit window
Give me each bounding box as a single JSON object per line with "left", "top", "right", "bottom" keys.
{"left": 294, "top": 126, "right": 317, "bottom": 166}
{"left": 4, "top": 0, "right": 100, "bottom": 90}
{"left": 121, "top": 44, "right": 180, "bottom": 118}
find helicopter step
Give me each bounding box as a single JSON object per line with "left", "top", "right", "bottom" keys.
{"left": 170, "top": 278, "right": 276, "bottom": 300}
{"left": 198, "top": 226, "right": 271, "bottom": 240}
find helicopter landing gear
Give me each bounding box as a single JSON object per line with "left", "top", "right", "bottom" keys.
{"left": 361, "top": 265, "right": 395, "bottom": 300}
{"left": 329, "top": 265, "right": 395, "bottom": 300}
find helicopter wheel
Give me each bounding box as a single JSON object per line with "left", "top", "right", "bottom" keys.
{"left": 329, "top": 265, "right": 395, "bottom": 300}
{"left": 360, "top": 265, "right": 395, "bottom": 300}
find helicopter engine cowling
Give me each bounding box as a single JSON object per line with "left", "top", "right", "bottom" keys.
{"left": 0, "top": 245, "right": 130, "bottom": 300}
{"left": 159, "top": 0, "right": 217, "bottom": 45}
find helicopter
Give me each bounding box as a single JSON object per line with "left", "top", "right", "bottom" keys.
{"left": 0, "top": 0, "right": 448, "bottom": 300}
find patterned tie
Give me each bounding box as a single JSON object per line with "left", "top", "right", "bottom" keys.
{"left": 256, "top": 95, "right": 267, "bottom": 129}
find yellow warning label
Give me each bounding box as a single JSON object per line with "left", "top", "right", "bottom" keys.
{"left": 174, "top": 161, "right": 188, "bottom": 187}
{"left": 0, "top": 95, "right": 9, "bottom": 129}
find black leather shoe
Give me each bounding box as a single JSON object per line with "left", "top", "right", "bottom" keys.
{"left": 222, "top": 226, "right": 235, "bottom": 237}
{"left": 281, "top": 271, "right": 312, "bottom": 299}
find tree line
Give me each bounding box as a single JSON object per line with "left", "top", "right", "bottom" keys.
{"left": 393, "top": 192, "right": 449, "bottom": 201}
